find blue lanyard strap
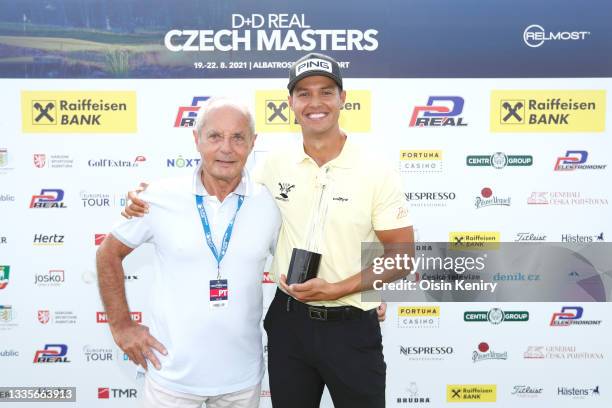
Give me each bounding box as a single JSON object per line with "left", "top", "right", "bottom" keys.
{"left": 195, "top": 194, "right": 244, "bottom": 276}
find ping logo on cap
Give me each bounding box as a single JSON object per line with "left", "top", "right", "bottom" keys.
{"left": 296, "top": 59, "right": 333, "bottom": 76}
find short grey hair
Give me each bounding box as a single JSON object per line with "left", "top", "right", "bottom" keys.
{"left": 194, "top": 97, "right": 255, "bottom": 138}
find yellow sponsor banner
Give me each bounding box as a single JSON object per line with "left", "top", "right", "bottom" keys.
{"left": 449, "top": 231, "right": 500, "bottom": 250}
{"left": 490, "top": 90, "right": 605, "bottom": 132}
{"left": 22, "top": 91, "right": 137, "bottom": 133}
{"left": 398, "top": 306, "right": 440, "bottom": 317}
{"left": 255, "top": 90, "right": 370, "bottom": 133}
{"left": 399, "top": 150, "right": 443, "bottom": 160}
{"left": 447, "top": 385, "right": 497, "bottom": 402}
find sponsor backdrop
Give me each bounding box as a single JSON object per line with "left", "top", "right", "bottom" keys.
{"left": 1, "top": 1, "right": 611, "bottom": 407}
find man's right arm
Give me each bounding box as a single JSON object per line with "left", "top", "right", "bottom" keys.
{"left": 96, "top": 234, "right": 166, "bottom": 370}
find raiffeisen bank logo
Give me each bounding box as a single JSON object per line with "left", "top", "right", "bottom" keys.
{"left": 523, "top": 25, "right": 591, "bottom": 48}
{"left": 164, "top": 14, "right": 378, "bottom": 52}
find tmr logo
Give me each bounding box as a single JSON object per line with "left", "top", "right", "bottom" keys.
{"left": 22, "top": 91, "right": 137, "bottom": 133}
{"left": 98, "top": 388, "right": 137, "bottom": 399}
{"left": 295, "top": 59, "right": 332, "bottom": 75}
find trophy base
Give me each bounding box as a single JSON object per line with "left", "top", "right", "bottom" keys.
{"left": 287, "top": 248, "right": 321, "bottom": 285}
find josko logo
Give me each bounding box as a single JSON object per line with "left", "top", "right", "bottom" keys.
{"left": 174, "top": 96, "right": 210, "bottom": 128}
{"left": 410, "top": 96, "right": 467, "bottom": 127}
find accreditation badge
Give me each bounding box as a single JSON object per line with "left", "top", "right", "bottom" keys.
{"left": 209, "top": 279, "right": 229, "bottom": 309}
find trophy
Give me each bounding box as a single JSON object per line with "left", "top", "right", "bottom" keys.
{"left": 286, "top": 168, "right": 332, "bottom": 285}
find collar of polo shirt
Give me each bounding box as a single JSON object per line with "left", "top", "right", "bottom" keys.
{"left": 295, "top": 138, "right": 357, "bottom": 169}
{"left": 191, "top": 164, "right": 251, "bottom": 197}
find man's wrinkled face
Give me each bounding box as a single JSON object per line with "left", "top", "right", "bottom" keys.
{"left": 289, "top": 75, "right": 346, "bottom": 135}
{"left": 193, "top": 105, "right": 255, "bottom": 182}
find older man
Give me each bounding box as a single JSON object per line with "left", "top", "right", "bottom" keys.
{"left": 96, "top": 98, "right": 280, "bottom": 408}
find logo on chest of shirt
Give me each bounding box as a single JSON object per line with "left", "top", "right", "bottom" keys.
{"left": 276, "top": 183, "right": 295, "bottom": 202}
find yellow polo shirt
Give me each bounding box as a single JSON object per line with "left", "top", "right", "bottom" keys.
{"left": 255, "top": 139, "right": 412, "bottom": 310}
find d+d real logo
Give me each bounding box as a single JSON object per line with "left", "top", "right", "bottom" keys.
{"left": 174, "top": 96, "right": 210, "bottom": 127}
{"left": 29, "top": 189, "right": 67, "bottom": 208}
{"left": 33, "top": 344, "right": 70, "bottom": 363}
{"left": 410, "top": 96, "right": 467, "bottom": 127}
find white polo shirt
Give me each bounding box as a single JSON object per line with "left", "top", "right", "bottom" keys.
{"left": 111, "top": 166, "right": 280, "bottom": 396}
{"left": 255, "top": 138, "right": 412, "bottom": 310}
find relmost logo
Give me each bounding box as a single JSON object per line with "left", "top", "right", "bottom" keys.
{"left": 174, "top": 96, "right": 210, "bottom": 127}
{"left": 22, "top": 91, "right": 137, "bottom": 133}
{"left": 410, "top": 97, "right": 467, "bottom": 127}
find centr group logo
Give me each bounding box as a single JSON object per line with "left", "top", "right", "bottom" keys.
{"left": 554, "top": 150, "right": 607, "bottom": 171}
{"left": 523, "top": 24, "right": 591, "bottom": 48}
{"left": 466, "top": 152, "right": 533, "bottom": 169}
{"left": 447, "top": 385, "right": 496, "bottom": 403}
{"left": 21, "top": 91, "right": 137, "bottom": 133}
{"left": 255, "top": 90, "right": 371, "bottom": 132}
{"left": 464, "top": 308, "right": 529, "bottom": 324}
{"left": 409, "top": 96, "right": 467, "bottom": 127}
{"left": 174, "top": 96, "right": 211, "bottom": 128}
{"left": 490, "top": 90, "right": 605, "bottom": 132}
{"left": 399, "top": 150, "right": 444, "bottom": 173}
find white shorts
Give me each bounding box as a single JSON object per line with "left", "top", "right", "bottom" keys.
{"left": 140, "top": 375, "right": 261, "bottom": 408}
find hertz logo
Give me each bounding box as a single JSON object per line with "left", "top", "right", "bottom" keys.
{"left": 22, "top": 91, "right": 137, "bottom": 133}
